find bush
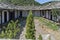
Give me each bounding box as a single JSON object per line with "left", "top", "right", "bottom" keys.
{"left": 0, "top": 20, "right": 20, "bottom": 39}
{"left": 25, "top": 10, "right": 35, "bottom": 40}
{"left": 38, "top": 35, "right": 42, "bottom": 40}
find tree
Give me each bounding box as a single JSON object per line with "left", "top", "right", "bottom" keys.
{"left": 25, "top": 10, "right": 35, "bottom": 40}
{"left": 6, "top": 20, "right": 20, "bottom": 38}
{"left": 1, "top": 0, "right": 40, "bottom": 6}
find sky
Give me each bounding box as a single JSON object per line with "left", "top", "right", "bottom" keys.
{"left": 35, "top": 0, "right": 52, "bottom": 4}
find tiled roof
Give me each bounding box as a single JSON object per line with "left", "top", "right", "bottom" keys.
{"left": 0, "top": 1, "right": 60, "bottom": 10}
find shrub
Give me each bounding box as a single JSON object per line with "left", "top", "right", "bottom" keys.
{"left": 0, "top": 20, "right": 20, "bottom": 39}
{"left": 38, "top": 35, "right": 42, "bottom": 40}
{"left": 0, "top": 31, "right": 5, "bottom": 38}
{"left": 25, "top": 10, "right": 35, "bottom": 40}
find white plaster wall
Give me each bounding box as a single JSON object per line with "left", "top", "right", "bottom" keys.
{"left": 46, "top": 11, "right": 49, "bottom": 18}
{"left": 33, "top": 10, "right": 40, "bottom": 17}
{"left": 22, "top": 10, "right": 29, "bottom": 17}
{"left": 18, "top": 11, "right": 20, "bottom": 18}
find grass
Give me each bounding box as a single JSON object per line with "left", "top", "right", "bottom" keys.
{"left": 35, "top": 17, "right": 59, "bottom": 30}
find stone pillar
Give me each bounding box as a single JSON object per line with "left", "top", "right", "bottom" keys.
{"left": 0, "top": 12, "right": 1, "bottom": 24}
{"left": 15, "top": 10, "right": 18, "bottom": 18}
{"left": 2, "top": 11, "right": 4, "bottom": 23}
{"left": 6, "top": 11, "right": 9, "bottom": 22}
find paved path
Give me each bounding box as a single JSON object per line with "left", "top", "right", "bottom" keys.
{"left": 19, "top": 20, "right": 26, "bottom": 40}
{"left": 19, "top": 27, "right": 26, "bottom": 40}
{"left": 19, "top": 19, "right": 60, "bottom": 40}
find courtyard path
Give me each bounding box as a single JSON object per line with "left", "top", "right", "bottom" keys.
{"left": 19, "top": 19, "right": 26, "bottom": 40}
{"left": 19, "top": 27, "right": 26, "bottom": 40}
{"left": 19, "top": 19, "right": 60, "bottom": 40}
{"left": 34, "top": 19, "right": 56, "bottom": 40}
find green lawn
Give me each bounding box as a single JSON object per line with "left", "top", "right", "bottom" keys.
{"left": 35, "top": 17, "right": 59, "bottom": 30}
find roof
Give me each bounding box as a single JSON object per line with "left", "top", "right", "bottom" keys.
{"left": 0, "top": 1, "right": 60, "bottom": 10}
{"left": 41, "top": 1, "right": 60, "bottom": 10}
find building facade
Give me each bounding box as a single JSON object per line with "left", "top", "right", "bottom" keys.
{"left": 0, "top": 1, "right": 60, "bottom": 24}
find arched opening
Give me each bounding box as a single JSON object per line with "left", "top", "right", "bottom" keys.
{"left": 4, "top": 11, "right": 7, "bottom": 23}
{"left": 20, "top": 11, "right": 22, "bottom": 18}
{"left": 50, "top": 14, "right": 52, "bottom": 20}
{"left": 9, "top": 11, "right": 15, "bottom": 20}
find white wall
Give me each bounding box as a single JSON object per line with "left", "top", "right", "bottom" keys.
{"left": 22, "top": 10, "right": 40, "bottom": 17}
{"left": 46, "top": 11, "right": 49, "bottom": 18}
{"left": 22, "top": 10, "right": 29, "bottom": 17}
{"left": 18, "top": 10, "right": 20, "bottom": 18}
{"left": 33, "top": 10, "right": 40, "bottom": 17}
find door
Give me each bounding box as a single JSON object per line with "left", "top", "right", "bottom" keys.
{"left": 50, "top": 14, "right": 52, "bottom": 20}
{"left": 9, "top": 11, "right": 15, "bottom": 20}
{"left": 4, "top": 12, "right": 7, "bottom": 23}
